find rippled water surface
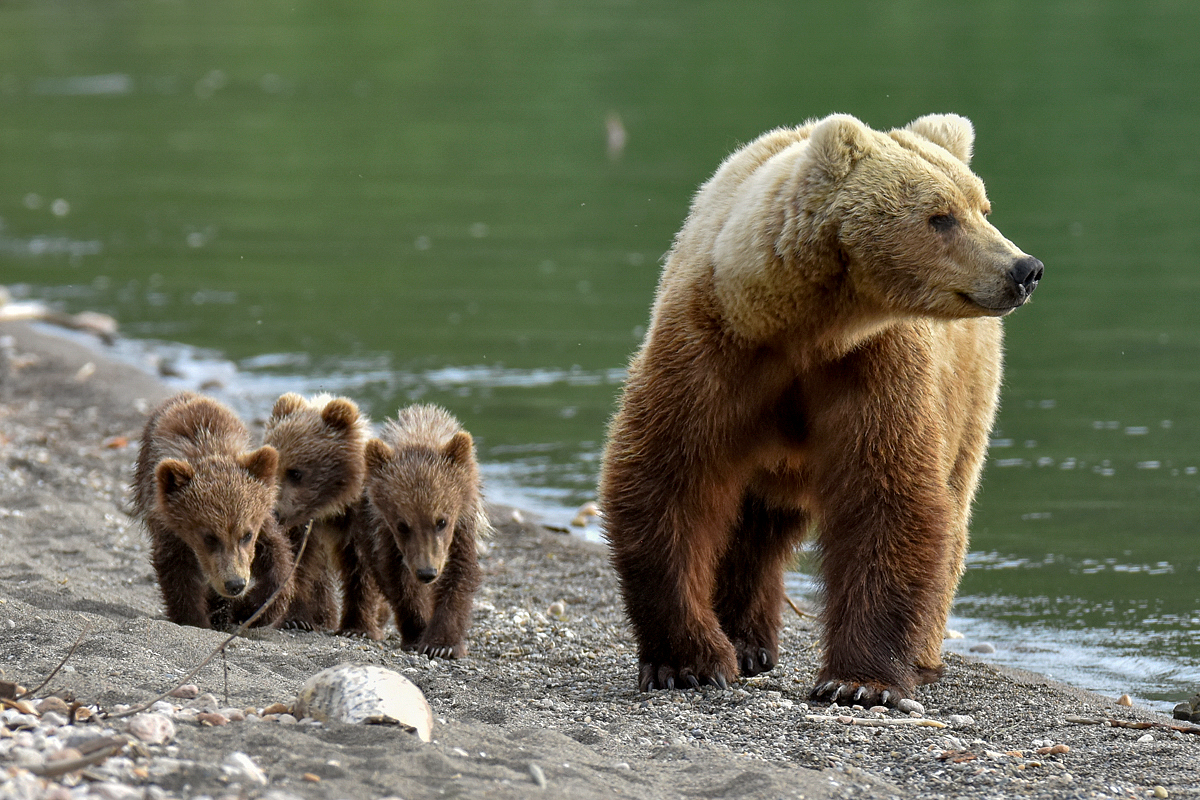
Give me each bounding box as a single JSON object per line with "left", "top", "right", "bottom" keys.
{"left": 2, "top": 1, "right": 1199, "bottom": 707}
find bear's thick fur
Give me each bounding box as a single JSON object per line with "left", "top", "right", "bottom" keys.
{"left": 132, "top": 392, "right": 295, "bottom": 629}
{"left": 350, "top": 405, "right": 486, "bottom": 657}
{"left": 263, "top": 393, "right": 386, "bottom": 635}
{"left": 600, "top": 113, "right": 1042, "bottom": 705}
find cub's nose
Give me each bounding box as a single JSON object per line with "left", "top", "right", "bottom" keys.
{"left": 224, "top": 577, "right": 247, "bottom": 596}
{"left": 415, "top": 567, "right": 439, "bottom": 584}
{"left": 1009, "top": 256, "right": 1044, "bottom": 298}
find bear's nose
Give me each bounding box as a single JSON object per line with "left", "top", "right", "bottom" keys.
{"left": 416, "top": 567, "right": 439, "bottom": 584}
{"left": 224, "top": 577, "right": 247, "bottom": 596}
{"left": 1009, "top": 256, "right": 1043, "bottom": 298}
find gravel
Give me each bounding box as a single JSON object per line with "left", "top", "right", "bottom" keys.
{"left": 1, "top": 318, "right": 1198, "bottom": 799}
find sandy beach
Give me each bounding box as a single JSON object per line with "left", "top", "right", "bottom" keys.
{"left": 1, "top": 318, "right": 1197, "bottom": 800}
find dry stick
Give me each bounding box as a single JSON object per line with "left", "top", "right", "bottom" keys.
{"left": 806, "top": 714, "right": 948, "bottom": 729}
{"left": 105, "top": 521, "right": 313, "bottom": 721}
{"left": 17, "top": 622, "right": 93, "bottom": 700}
{"left": 1065, "top": 714, "right": 1200, "bottom": 735}
{"left": 26, "top": 737, "right": 128, "bottom": 778}
{"left": 784, "top": 595, "right": 818, "bottom": 620}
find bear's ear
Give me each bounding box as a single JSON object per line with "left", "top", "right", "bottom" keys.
{"left": 240, "top": 445, "right": 279, "bottom": 485}
{"left": 364, "top": 439, "right": 393, "bottom": 474}
{"left": 155, "top": 458, "right": 194, "bottom": 499}
{"left": 904, "top": 114, "right": 974, "bottom": 164}
{"left": 321, "top": 398, "right": 361, "bottom": 433}
{"left": 270, "top": 393, "right": 307, "bottom": 422}
{"left": 442, "top": 431, "right": 474, "bottom": 465}
{"left": 807, "top": 114, "right": 872, "bottom": 182}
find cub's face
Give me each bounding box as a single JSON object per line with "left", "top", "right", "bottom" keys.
{"left": 367, "top": 463, "right": 461, "bottom": 585}
{"left": 264, "top": 395, "right": 367, "bottom": 530}
{"left": 155, "top": 448, "right": 279, "bottom": 598}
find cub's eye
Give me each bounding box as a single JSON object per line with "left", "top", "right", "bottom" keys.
{"left": 285, "top": 468, "right": 304, "bottom": 485}
{"left": 204, "top": 534, "right": 221, "bottom": 552}
{"left": 240, "top": 531, "right": 254, "bottom": 547}
{"left": 929, "top": 213, "right": 958, "bottom": 232}
{"left": 435, "top": 518, "right": 448, "bottom": 532}
{"left": 396, "top": 522, "right": 411, "bottom": 536}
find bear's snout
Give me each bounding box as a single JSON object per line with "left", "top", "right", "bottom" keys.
{"left": 415, "top": 567, "right": 439, "bottom": 584}
{"left": 1008, "top": 256, "right": 1043, "bottom": 301}
{"left": 224, "top": 577, "right": 248, "bottom": 596}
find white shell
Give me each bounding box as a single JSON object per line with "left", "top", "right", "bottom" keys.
{"left": 293, "top": 663, "right": 432, "bottom": 742}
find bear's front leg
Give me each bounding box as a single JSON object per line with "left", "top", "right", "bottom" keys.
{"left": 236, "top": 522, "right": 296, "bottom": 628}
{"left": 152, "top": 531, "right": 212, "bottom": 629}
{"left": 413, "top": 521, "right": 482, "bottom": 659}
{"left": 810, "top": 459, "right": 954, "bottom": 707}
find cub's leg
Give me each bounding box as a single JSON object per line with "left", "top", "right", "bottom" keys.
{"left": 416, "top": 521, "right": 482, "bottom": 659}
{"left": 151, "top": 532, "right": 211, "bottom": 629}
{"left": 712, "top": 497, "right": 806, "bottom": 677}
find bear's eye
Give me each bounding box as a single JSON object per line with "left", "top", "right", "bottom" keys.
{"left": 929, "top": 213, "right": 958, "bottom": 232}
{"left": 396, "top": 521, "right": 411, "bottom": 536}
{"left": 435, "top": 518, "right": 448, "bottom": 532}
{"left": 204, "top": 533, "right": 222, "bottom": 552}
{"left": 285, "top": 468, "right": 304, "bottom": 485}
{"left": 240, "top": 531, "right": 254, "bottom": 548}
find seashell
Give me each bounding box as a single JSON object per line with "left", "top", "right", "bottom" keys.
{"left": 292, "top": 663, "right": 432, "bottom": 742}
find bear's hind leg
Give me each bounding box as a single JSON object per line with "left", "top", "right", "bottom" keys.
{"left": 713, "top": 496, "right": 806, "bottom": 677}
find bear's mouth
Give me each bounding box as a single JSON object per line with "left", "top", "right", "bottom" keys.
{"left": 958, "top": 292, "right": 1026, "bottom": 315}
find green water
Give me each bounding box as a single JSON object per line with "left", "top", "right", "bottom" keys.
{"left": 2, "top": 1, "right": 1199, "bottom": 706}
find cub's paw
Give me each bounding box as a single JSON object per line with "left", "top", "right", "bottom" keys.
{"left": 407, "top": 641, "right": 465, "bottom": 660}
{"left": 337, "top": 626, "right": 383, "bottom": 641}
{"left": 638, "top": 659, "right": 735, "bottom": 692}
{"left": 731, "top": 641, "right": 777, "bottom": 678}
{"left": 282, "top": 619, "right": 315, "bottom": 632}
{"left": 811, "top": 678, "right": 909, "bottom": 708}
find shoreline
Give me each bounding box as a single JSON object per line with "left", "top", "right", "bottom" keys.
{"left": 1, "top": 318, "right": 1197, "bottom": 799}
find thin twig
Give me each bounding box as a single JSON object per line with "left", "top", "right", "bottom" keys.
{"left": 784, "top": 595, "right": 818, "bottom": 620}
{"left": 18, "top": 622, "right": 92, "bottom": 700}
{"left": 26, "top": 737, "right": 128, "bottom": 778}
{"left": 806, "top": 714, "right": 947, "bottom": 728}
{"left": 1065, "top": 714, "right": 1200, "bottom": 735}
{"left": 106, "top": 521, "right": 312, "bottom": 720}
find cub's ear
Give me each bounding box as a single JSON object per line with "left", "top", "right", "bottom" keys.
{"left": 807, "top": 113, "right": 872, "bottom": 182}
{"left": 364, "top": 439, "right": 393, "bottom": 473}
{"left": 442, "top": 431, "right": 474, "bottom": 465}
{"left": 155, "top": 459, "right": 194, "bottom": 499}
{"left": 321, "top": 398, "right": 361, "bottom": 432}
{"left": 240, "top": 446, "right": 279, "bottom": 484}
{"left": 905, "top": 114, "right": 974, "bottom": 164}
{"left": 270, "top": 393, "right": 307, "bottom": 422}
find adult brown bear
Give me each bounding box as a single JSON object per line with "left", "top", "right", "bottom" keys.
{"left": 600, "top": 113, "right": 1042, "bottom": 706}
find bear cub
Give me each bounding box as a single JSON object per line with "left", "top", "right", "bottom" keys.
{"left": 349, "top": 404, "right": 486, "bottom": 656}
{"left": 263, "top": 392, "right": 386, "bottom": 635}
{"left": 132, "top": 392, "right": 294, "bottom": 629}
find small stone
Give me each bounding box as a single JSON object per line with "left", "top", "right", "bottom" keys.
{"left": 548, "top": 601, "right": 566, "bottom": 618}
{"left": 943, "top": 628, "right": 964, "bottom": 639}
{"left": 221, "top": 707, "right": 246, "bottom": 722}
{"left": 11, "top": 746, "right": 46, "bottom": 768}
{"left": 168, "top": 684, "right": 199, "bottom": 699}
{"left": 1035, "top": 743, "right": 1070, "bottom": 755}
{"left": 35, "top": 697, "right": 71, "bottom": 716}
{"left": 1137, "top": 733, "right": 1154, "bottom": 743}
{"left": 1116, "top": 693, "right": 1133, "bottom": 706}
{"left": 896, "top": 698, "right": 925, "bottom": 716}
{"left": 73, "top": 705, "right": 94, "bottom": 721}
{"left": 868, "top": 705, "right": 889, "bottom": 714}
{"left": 302, "top": 773, "right": 321, "bottom": 783}
{"left": 948, "top": 714, "right": 975, "bottom": 727}
{"left": 127, "top": 712, "right": 176, "bottom": 744}
{"left": 969, "top": 642, "right": 996, "bottom": 654}
{"left": 262, "top": 702, "right": 291, "bottom": 716}
{"left": 1154, "top": 787, "right": 1169, "bottom": 799}
{"left": 46, "top": 747, "right": 84, "bottom": 763}
{"left": 196, "top": 712, "right": 229, "bottom": 727}
{"left": 528, "top": 762, "right": 547, "bottom": 788}
{"left": 510, "top": 509, "right": 524, "bottom": 524}
{"left": 223, "top": 751, "right": 268, "bottom": 785}
{"left": 188, "top": 693, "right": 220, "bottom": 712}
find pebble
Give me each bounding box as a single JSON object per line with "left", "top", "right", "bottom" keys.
{"left": 196, "top": 712, "right": 229, "bottom": 727}
{"left": 34, "top": 697, "right": 70, "bottom": 716}
{"left": 969, "top": 642, "right": 996, "bottom": 654}
{"left": 1154, "top": 787, "right": 1169, "bottom": 799}
{"left": 223, "top": 751, "right": 268, "bottom": 785}
{"left": 126, "top": 712, "right": 176, "bottom": 745}
{"left": 528, "top": 762, "right": 548, "bottom": 788}
{"left": 896, "top": 698, "right": 925, "bottom": 715}
{"left": 1117, "top": 693, "right": 1133, "bottom": 706}
{"left": 947, "top": 714, "right": 975, "bottom": 728}
{"left": 1137, "top": 733, "right": 1154, "bottom": 743}
{"left": 167, "top": 684, "right": 199, "bottom": 699}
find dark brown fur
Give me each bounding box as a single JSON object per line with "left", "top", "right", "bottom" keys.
{"left": 132, "top": 392, "right": 294, "bottom": 629}
{"left": 349, "top": 405, "right": 485, "bottom": 656}
{"left": 263, "top": 393, "right": 385, "bottom": 635}
{"left": 600, "top": 115, "right": 1040, "bottom": 704}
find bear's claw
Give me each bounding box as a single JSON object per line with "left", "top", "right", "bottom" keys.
{"left": 640, "top": 662, "right": 730, "bottom": 692}
{"left": 811, "top": 679, "right": 906, "bottom": 708}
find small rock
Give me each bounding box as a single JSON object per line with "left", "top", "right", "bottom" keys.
{"left": 221, "top": 707, "right": 246, "bottom": 722}
{"left": 548, "top": 601, "right": 566, "bottom": 618}
{"left": 1154, "top": 787, "right": 1169, "bottom": 799}
{"left": 127, "top": 712, "right": 176, "bottom": 745}
{"left": 168, "top": 684, "right": 199, "bottom": 699}
{"left": 46, "top": 747, "right": 84, "bottom": 763}
{"left": 293, "top": 663, "right": 432, "bottom": 742}
{"left": 196, "top": 712, "right": 229, "bottom": 727}
{"left": 1035, "top": 743, "right": 1070, "bottom": 755}
{"left": 302, "top": 773, "right": 321, "bottom": 783}
{"left": 943, "top": 628, "right": 964, "bottom": 639}
{"left": 1116, "top": 693, "right": 1133, "bottom": 706}
{"left": 11, "top": 746, "right": 46, "bottom": 768}
{"left": 510, "top": 509, "right": 524, "bottom": 524}
{"left": 969, "top": 642, "right": 996, "bottom": 654}
{"left": 896, "top": 698, "right": 925, "bottom": 716}
{"left": 223, "top": 751, "right": 268, "bottom": 785}
{"left": 262, "top": 702, "right": 291, "bottom": 716}
{"left": 947, "top": 714, "right": 975, "bottom": 728}
{"left": 1137, "top": 733, "right": 1154, "bottom": 743}
{"left": 528, "top": 762, "right": 547, "bottom": 788}
{"left": 188, "top": 693, "right": 220, "bottom": 712}
{"left": 35, "top": 697, "right": 71, "bottom": 716}
{"left": 40, "top": 711, "right": 68, "bottom": 727}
